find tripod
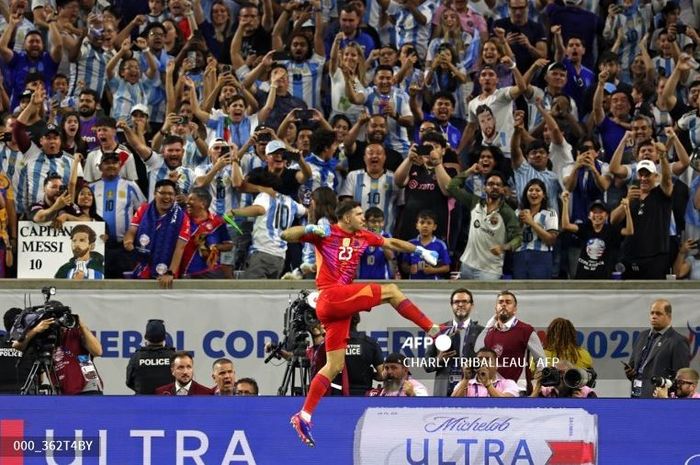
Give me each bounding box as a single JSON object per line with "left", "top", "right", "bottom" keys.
{"left": 20, "top": 353, "right": 59, "bottom": 395}
{"left": 277, "top": 345, "right": 311, "bottom": 396}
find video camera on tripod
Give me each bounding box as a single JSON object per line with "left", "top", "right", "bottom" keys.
{"left": 8, "top": 287, "right": 77, "bottom": 395}
{"left": 10, "top": 287, "right": 77, "bottom": 356}
{"left": 265, "top": 289, "right": 320, "bottom": 363}
{"left": 265, "top": 290, "right": 320, "bottom": 396}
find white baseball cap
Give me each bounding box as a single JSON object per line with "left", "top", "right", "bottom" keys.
{"left": 265, "top": 140, "right": 286, "bottom": 155}
{"left": 636, "top": 160, "right": 657, "bottom": 175}
{"left": 130, "top": 104, "right": 149, "bottom": 116}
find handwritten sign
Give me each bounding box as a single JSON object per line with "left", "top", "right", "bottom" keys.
{"left": 17, "top": 221, "right": 106, "bottom": 279}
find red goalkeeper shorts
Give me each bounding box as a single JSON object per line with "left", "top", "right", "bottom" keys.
{"left": 316, "top": 283, "right": 382, "bottom": 351}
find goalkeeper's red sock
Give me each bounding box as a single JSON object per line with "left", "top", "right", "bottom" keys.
{"left": 396, "top": 299, "right": 434, "bottom": 333}
{"left": 301, "top": 372, "right": 331, "bottom": 420}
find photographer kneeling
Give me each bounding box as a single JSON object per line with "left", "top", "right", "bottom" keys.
{"left": 653, "top": 368, "right": 700, "bottom": 399}
{"left": 531, "top": 361, "right": 597, "bottom": 398}
{"left": 452, "top": 348, "right": 520, "bottom": 398}
{"left": 12, "top": 308, "right": 103, "bottom": 395}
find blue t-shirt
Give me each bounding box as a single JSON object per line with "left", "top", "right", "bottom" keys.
{"left": 598, "top": 117, "right": 627, "bottom": 163}
{"left": 7, "top": 51, "right": 59, "bottom": 109}
{"left": 359, "top": 231, "right": 393, "bottom": 279}
{"left": 401, "top": 236, "right": 450, "bottom": 280}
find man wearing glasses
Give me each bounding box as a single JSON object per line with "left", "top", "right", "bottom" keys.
{"left": 424, "top": 288, "right": 484, "bottom": 396}
{"left": 654, "top": 368, "right": 700, "bottom": 399}
{"left": 124, "top": 179, "right": 190, "bottom": 288}
{"left": 447, "top": 171, "right": 522, "bottom": 280}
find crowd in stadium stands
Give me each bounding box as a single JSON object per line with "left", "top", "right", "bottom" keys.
{"left": 1, "top": 0, "right": 700, "bottom": 282}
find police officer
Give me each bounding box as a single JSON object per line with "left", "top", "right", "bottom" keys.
{"left": 126, "top": 320, "right": 175, "bottom": 394}
{"left": 0, "top": 308, "right": 28, "bottom": 393}
{"left": 345, "top": 314, "right": 384, "bottom": 396}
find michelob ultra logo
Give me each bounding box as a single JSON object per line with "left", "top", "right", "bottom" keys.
{"left": 354, "top": 408, "right": 597, "bottom": 465}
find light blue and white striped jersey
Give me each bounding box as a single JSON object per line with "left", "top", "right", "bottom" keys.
{"left": 280, "top": 54, "right": 326, "bottom": 109}
{"left": 605, "top": 5, "right": 652, "bottom": 81}
{"left": 250, "top": 192, "right": 306, "bottom": 258}
{"left": 205, "top": 110, "right": 258, "bottom": 148}
{"left": 512, "top": 163, "right": 562, "bottom": 217}
{"left": 515, "top": 208, "right": 559, "bottom": 252}
{"left": 387, "top": 0, "right": 438, "bottom": 59}
{"left": 365, "top": 87, "right": 412, "bottom": 153}
{"left": 303, "top": 153, "right": 338, "bottom": 194}
{"left": 652, "top": 105, "right": 673, "bottom": 143}
{"left": 426, "top": 33, "right": 472, "bottom": 64}
{"left": 685, "top": 175, "right": 700, "bottom": 241}
{"left": 108, "top": 74, "right": 159, "bottom": 124}
{"left": 182, "top": 140, "right": 207, "bottom": 170}
{"left": 237, "top": 152, "right": 268, "bottom": 210}
{"left": 677, "top": 111, "right": 700, "bottom": 149}
{"left": 339, "top": 169, "right": 401, "bottom": 232}
{"left": 0, "top": 17, "right": 35, "bottom": 54}
{"left": 424, "top": 65, "right": 471, "bottom": 121}
{"left": 90, "top": 177, "right": 145, "bottom": 241}
{"left": 16, "top": 147, "right": 80, "bottom": 216}
{"left": 144, "top": 152, "right": 197, "bottom": 200}
{"left": 526, "top": 87, "right": 579, "bottom": 133}
{"left": 651, "top": 55, "right": 675, "bottom": 78}
{"left": 75, "top": 38, "right": 108, "bottom": 98}
{"left": 138, "top": 50, "right": 171, "bottom": 123}
{"left": 193, "top": 163, "right": 241, "bottom": 216}
{"left": 0, "top": 143, "right": 23, "bottom": 194}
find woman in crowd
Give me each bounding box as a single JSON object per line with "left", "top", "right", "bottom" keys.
{"left": 513, "top": 178, "right": 558, "bottom": 279}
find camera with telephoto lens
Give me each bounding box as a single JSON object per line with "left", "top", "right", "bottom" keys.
{"left": 540, "top": 366, "right": 597, "bottom": 389}
{"left": 9, "top": 288, "right": 77, "bottom": 357}
{"left": 651, "top": 376, "right": 676, "bottom": 391}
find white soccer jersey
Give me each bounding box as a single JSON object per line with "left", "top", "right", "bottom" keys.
{"left": 339, "top": 170, "right": 400, "bottom": 232}
{"left": 194, "top": 163, "right": 241, "bottom": 216}
{"left": 90, "top": 177, "right": 145, "bottom": 241}
{"left": 250, "top": 193, "right": 306, "bottom": 258}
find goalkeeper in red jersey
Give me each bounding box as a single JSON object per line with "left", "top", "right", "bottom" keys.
{"left": 281, "top": 200, "right": 442, "bottom": 446}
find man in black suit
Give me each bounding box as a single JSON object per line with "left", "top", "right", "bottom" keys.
{"left": 625, "top": 299, "right": 690, "bottom": 398}
{"left": 155, "top": 351, "right": 213, "bottom": 395}
{"left": 425, "top": 288, "right": 484, "bottom": 396}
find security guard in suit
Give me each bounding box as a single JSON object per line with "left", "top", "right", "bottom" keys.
{"left": 425, "top": 288, "right": 484, "bottom": 396}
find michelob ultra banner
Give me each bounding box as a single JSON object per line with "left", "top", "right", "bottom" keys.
{"left": 354, "top": 408, "right": 598, "bottom": 465}
{"left": 17, "top": 221, "right": 106, "bottom": 279}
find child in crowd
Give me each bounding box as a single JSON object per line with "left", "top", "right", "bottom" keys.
{"left": 358, "top": 207, "right": 397, "bottom": 279}
{"left": 400, "top": 209, "right": 450, "bottom": 279}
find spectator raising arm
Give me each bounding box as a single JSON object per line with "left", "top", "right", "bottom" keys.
{"left": 659, "top": 55, "right": 684, "bottom": 111}
{"left": 46, "top": 12, "right": 64, "bottom": 64}
{"left": 0, "top": 13, "right": 19, "bottom": 62}
{"left": 107, "top": 39, "right": 132, "bottom": 79}
{"left": 510, "top": 110, "right": 528, "bottom": 170}
{"left": 664, "top": 127, "right": 690, "bottom": 176}
{"left": 551, "top": 25, "right": 565, "bottom": 63}
{"left": 608, "top": 131, "right": 633, "bottom": 179}
{"left": 591, "top": 69, "right": 608, "bottom": 127}
{"left": 311, "top": 0, "right": 325, "bottom": 57}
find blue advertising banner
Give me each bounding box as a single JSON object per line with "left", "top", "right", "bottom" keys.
{"left": 0, "top": 397, "right": 699, "bottom": 465}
